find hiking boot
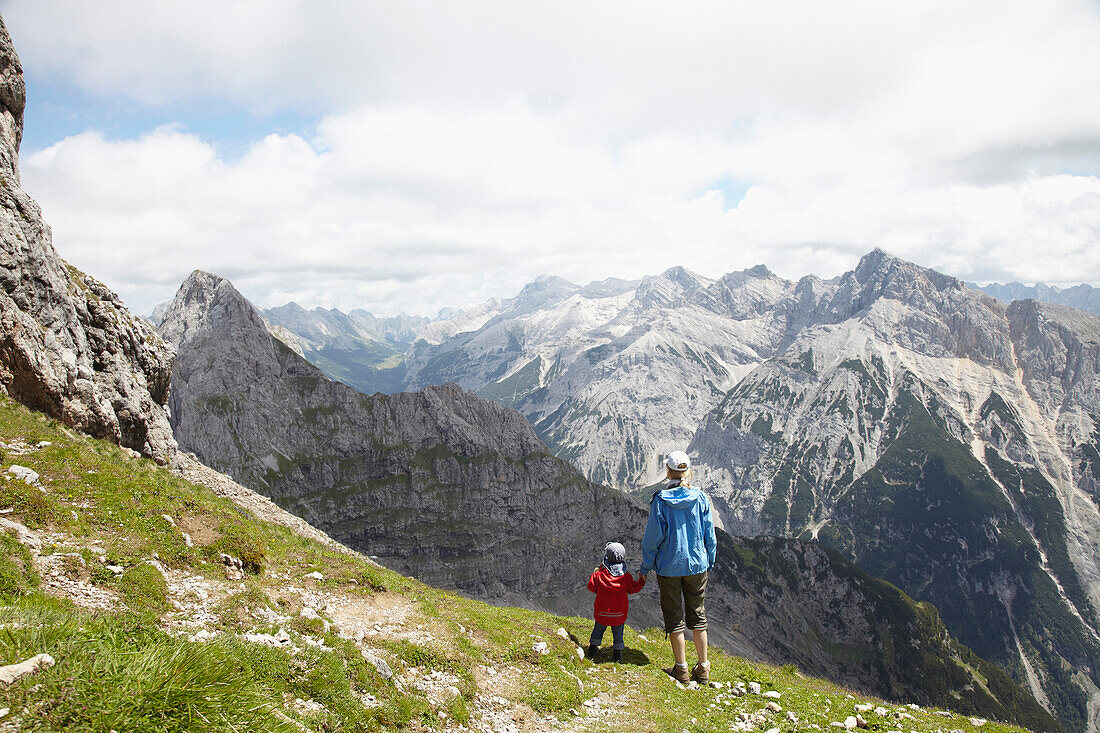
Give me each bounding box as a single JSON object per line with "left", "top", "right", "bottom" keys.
{"left": 664, "top": 664, "right": 691, "bottom": 683}
{"left": 586, "top": 644, "right": 599, "bottom": 659}
{"left": 691, "top": 662, "right": 710, "bottom": 683}
{"left": 612, "top": 648, "right": 623, "bottom": 663}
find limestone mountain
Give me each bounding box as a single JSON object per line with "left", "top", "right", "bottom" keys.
{"left": 401, "top": 266, "right": 795, "bottom": 488}
{"left": 0, "top": 15, "right": 174, "bottom": 463}
{"left": 688, "top": 252, "right": 1100, "bottom": 732}
{"left": 156, "top": 269, "right": 1053, "bottom": 726}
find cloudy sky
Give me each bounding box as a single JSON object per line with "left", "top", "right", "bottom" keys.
{"left": 4, "top": 1, "right": 1100, "bottom": 316}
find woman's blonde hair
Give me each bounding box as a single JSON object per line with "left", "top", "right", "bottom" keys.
{"left": 667, "top": 466, "right": 692, "bottom": 488}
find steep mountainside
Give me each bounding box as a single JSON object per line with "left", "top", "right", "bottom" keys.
{"left": 689, "top": 252, "right": 1100, "bottom": 732}
{"left": 977, "top": 281, "right": 1100, "bottom": 315}
{"left": 155, "top": 270, "right": 1054, "bottom": 725}
{"left": 0, "top": 15, "right": 174, "bottom": 462}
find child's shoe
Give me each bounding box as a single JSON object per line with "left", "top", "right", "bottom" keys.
{"left": 612, "top": 649, "right": 623, "bottom": 663}
{"left": 586, "top": 644, "right": 599, "bottom": 658}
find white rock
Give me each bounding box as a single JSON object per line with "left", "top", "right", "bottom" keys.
{"left": 730, "top": 685, "right": 745, "bottom": 697}
{"left": 300, "top": 607, "right": 320, "bottom": 620}
{"left": 765, "top": 701, "right": 782, "bottom": 712}
{"left": 969, "top": 718, "right": 988, "bottom": 727}
{"left": 874, "top": 707, "right": 889, "bottom": 717}
{"left": 555, "top": 627, "right": 569, "bottom": 640}
{"left": 844, "top": 716, "right": 858, "bottom": 729}
{"left": 766, "top": 728, "right": 780, "bottom": 733}
{"left": 7, "top": 465, "right": 38, "bottom": 484}
{"left": 106, "top": 564, "right": 124, "bottom": 574}
{"left": 574, "top": 646, "right": 585, "bottom": 660}
{"left": 305, "top": 571, "right": 324, "bottom": 581}
{"left": 444, "top": 685, "right": 460, "bottom": 700}
{"left": 0, "top": 517, "right": 39, "bottom": 552}
{"left": 532, "top": 641, "right": 549, "bottom": 655}
{"left": 748, "top": 682, "right": 762, "bottom": 694}
{"left": 161, "top": 514, "right": 176, "bottom": 526}
{"left": 763, "top": 690, "right": 781, "bottom": 699}
{"left": 0, "top": 653, "right": 54, "bottom": 685}
{"left": 854, "top": 704, "right": 873, "bottom": 713}
{"left": 855, "top": 714, "right": 868, "bottom": 728}
{"left": 362, "top": 652, "right": 393, "bottom": 679}
{"left": 242, "top": 632, "right": 285, "bottom": 648}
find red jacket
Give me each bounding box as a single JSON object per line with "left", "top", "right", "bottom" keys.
{"left": 587, "top": 566, "right": 646, "bottom": 626}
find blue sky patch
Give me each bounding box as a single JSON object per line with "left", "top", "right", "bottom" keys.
{"left": 21, "top": 75, "right": 318, "bottom": 158}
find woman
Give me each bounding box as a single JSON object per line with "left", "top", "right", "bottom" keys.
{"left": 638, "top": 450, "right": 717, "bottom": 683}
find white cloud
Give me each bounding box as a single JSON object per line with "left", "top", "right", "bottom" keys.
{"left": 7, "top": 0, "right": 1100, "bottom": 315}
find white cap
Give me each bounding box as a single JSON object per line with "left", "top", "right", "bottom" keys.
{"left": 665, "top": 450, "right": 691, "bottom": 471}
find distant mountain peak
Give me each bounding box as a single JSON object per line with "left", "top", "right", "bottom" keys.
{"left": 157, "top": 270, "right": 268, "bottom": 351}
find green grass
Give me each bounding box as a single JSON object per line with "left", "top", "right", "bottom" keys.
{"left": 116, "top": 562, "right": 169, "bottom": 614}
{"left": 0, "top": 598, "right": 297, "bottom": 733}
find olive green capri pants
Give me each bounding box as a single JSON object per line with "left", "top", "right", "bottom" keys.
{"left": 656, "top": 571, "right": 708, "bottom": 634}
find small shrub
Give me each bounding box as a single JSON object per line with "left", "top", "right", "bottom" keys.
{"left": 0, "top": 481, "right": 55, "bottom": 526}
{"left": 0, "top": 532, "right": 38, "bottom": 598}
{"left": 117, "top": 563, "right": 168, "bottom": 613}
{"left": 213, "top": 521, "right": 266, "bottom": 573}
{"left": 214, "top": 586, "right": 272, "bottom": 631}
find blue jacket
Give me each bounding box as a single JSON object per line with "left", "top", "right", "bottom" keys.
{"left": 640, "top": 483, "right": 717, "bottom": 577}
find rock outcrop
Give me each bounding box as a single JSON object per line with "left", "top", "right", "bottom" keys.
{"left": 158, "top": 270, "right": 1054, "bottom": 728}
{"left": 0, "top": 15, "right": 175, "bottom": 462}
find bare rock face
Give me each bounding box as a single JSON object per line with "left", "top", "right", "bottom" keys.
{"left": 0, "top": 15, "right": 175, "bottom": 462}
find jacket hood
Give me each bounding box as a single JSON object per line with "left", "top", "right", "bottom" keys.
{"left": 592, "top": 566, "right": 635, "bottom": 591}
{"left": 658, "top": 484, "right": 705, "bottom": 508}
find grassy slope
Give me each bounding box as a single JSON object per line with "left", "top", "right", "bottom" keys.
{"left": 0, "top": 396, "right": 1036, "bottom": 733}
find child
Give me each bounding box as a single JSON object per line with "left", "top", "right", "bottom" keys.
{"left": 587, "top": 541, "right": 646, "bottom": 662}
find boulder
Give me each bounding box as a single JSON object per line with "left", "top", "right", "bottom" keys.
{"left": 0, "top": 653, "right": 54, "bottom": 685}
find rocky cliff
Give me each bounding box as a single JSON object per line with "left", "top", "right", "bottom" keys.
{"left": 0, "top": 15, "right": 174, "bottom": 462}
{"left": 158, "top": 269, "right": 1054, "bottom": 728}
